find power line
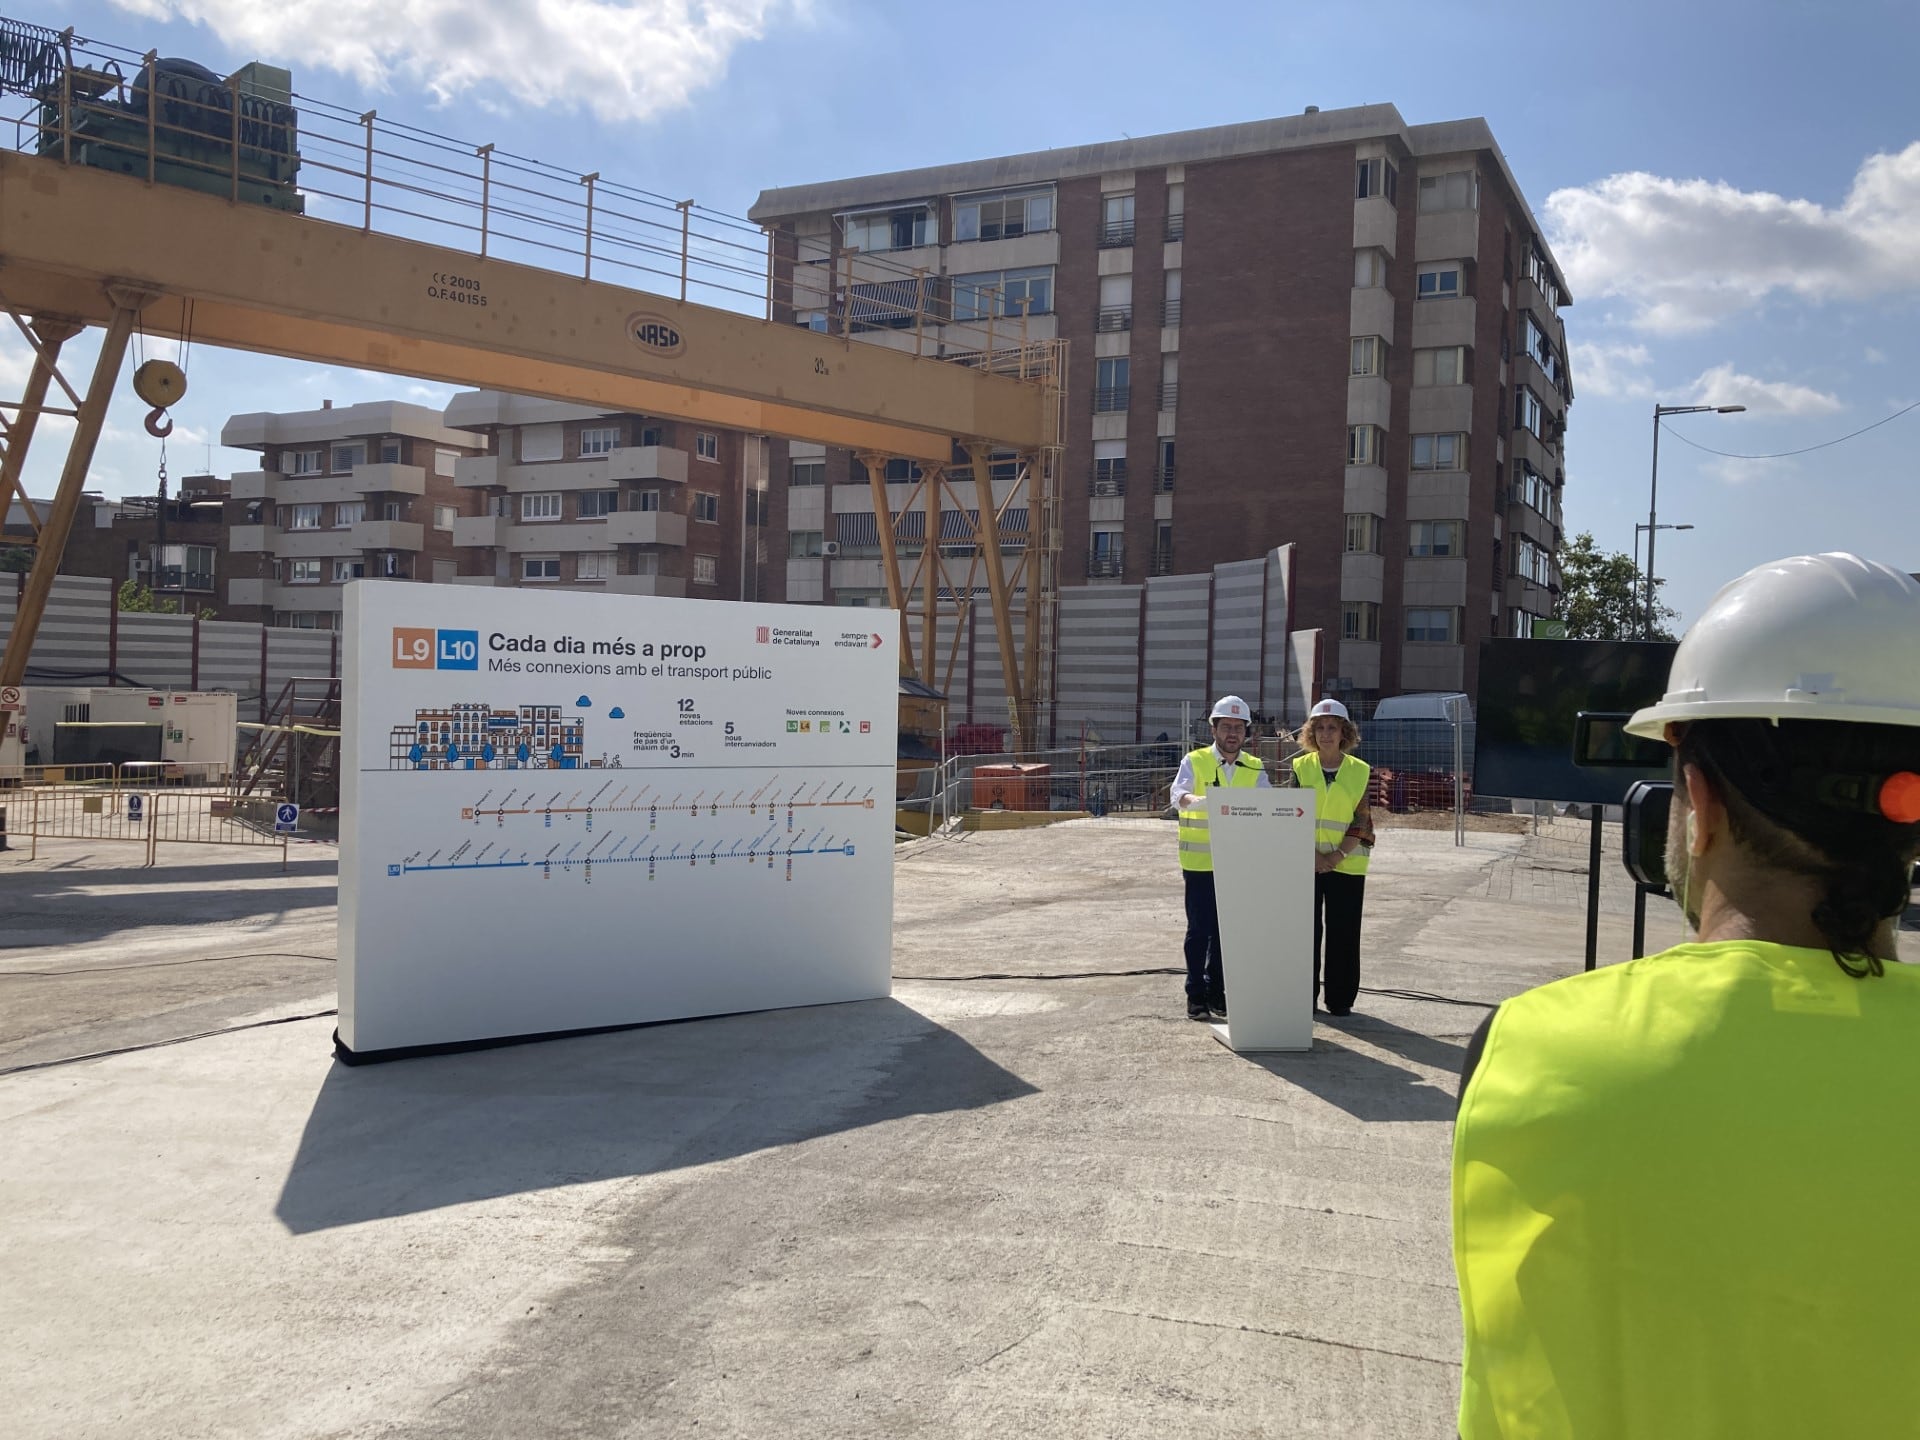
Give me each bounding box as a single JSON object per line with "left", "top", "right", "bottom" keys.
{"left": 1661, "top": 397, "right": 1920, "bottom": 460}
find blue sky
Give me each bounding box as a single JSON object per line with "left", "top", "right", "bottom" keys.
{"left": 18, "top": 0, "right": 1920, "bottom": 626}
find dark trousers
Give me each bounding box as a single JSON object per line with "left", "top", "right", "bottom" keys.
{"left": 1313, "top": 870, "right": 1367, "bottom": 1012}
{"left": 1182, "top": 869, "right": 1226, "bottom": 1006}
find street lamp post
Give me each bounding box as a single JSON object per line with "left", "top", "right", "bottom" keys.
{"left": 1633, "top": 522, "right": 1694, "bottom": 619}
{"left": 1647, "top": 403, "right": 1744, "bottom": 637}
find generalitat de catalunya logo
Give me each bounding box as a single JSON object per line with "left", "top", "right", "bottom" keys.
{"left": 392, "top": 627, "right": 478, "bottom": 671}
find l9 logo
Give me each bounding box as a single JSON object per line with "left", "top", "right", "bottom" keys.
{"left": 392, "top": 627, "right": 479, "bottom": 670}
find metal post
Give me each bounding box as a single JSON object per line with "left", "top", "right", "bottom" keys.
{"left": 920, "top": 464, "right": 937, "bottom": 690}
{"left": 1, "top": 299, "right": 143, "bottom": 690}
{"left": 913, "top": 266, "right": 926, "bottom": 357}
{"left": 360, "top": 111, "right": 376, "bottom": 230}
{"left": 476, "top": 144, "right": 493, "bottom": 258}
{"left": 1451, "top": 697, "right": 1465, "bottom": 847}
{"left": 1644, "top": 405, "right": 1661, "bottom": 639}
{"left": 143, "top": 52, "right": 157, "bottom": 184}
{"left": 1583, "top": 808, "right": 1603, "bottom": 972}
{"left": 581, "top": 172, "right": 599, "bottom": 280}
{"left": 677, "top": 199, "right": 694, "bottom": 301}
{"left": 763, "top": 227, "right": 774, "bottom": 323}
{"left": 228, "top": 76, "right": 241, "bottom": 202}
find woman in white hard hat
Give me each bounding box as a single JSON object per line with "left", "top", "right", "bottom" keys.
{"left": 1290, "top": 698, "right": 1374, "bottom": 1015}
{"left": 1172, "top": 695, "right": 1269, "bottom": 1020}
{"left": 1452, "top": 554, "right": 1920, "bottom": 1439}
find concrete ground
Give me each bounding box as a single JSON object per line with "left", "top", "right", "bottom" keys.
{"left": 1, "top": 816, "right": 1694, "bottom": 1439}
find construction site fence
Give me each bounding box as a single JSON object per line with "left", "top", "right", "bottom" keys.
{"left": 0, "top": 762, "right": 292, "bottom": 866}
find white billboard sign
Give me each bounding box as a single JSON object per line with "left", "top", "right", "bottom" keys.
{"left": 339, "top": 581, "right": 897, "bottom": 1059}
{"left": 1209, "top": 790, "right": 1317, "bottom": 1052}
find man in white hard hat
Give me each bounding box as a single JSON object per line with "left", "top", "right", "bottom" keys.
{"left": 1171, "top": 695, "right": 1269, "bottom": 1020}
{"left": 1451, "top": 554, "right": 1920, "bottom": 1438}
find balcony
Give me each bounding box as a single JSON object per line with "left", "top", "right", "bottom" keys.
{"left": 605, "top": 445, "right": 690, "bottom": 484}
{"left": 1164, "top": 213, "right": 1185, "bottom": 242}
{"left": 1161, "top": 298, "right": 1181, "bottom": 327}
{"left": 455, "top": 454, "right": 508, "bottom": 489}
{"left": 1154, "top": 464, "right": 1176, "bottom": 494}
{"left": 604, "top": 511, "right": 690, "bottom": 547}
{"left": 1095, "top": 305, "right": 1132, "bottom": 333}
{"left": 1158, "top": 382, "right": 1179, "bottom": 411}
{"left": 229, "top": 524, "right": 273, "bottom": 553}
{"left": 152, "top": 566, "right": 215, "bottom": 593}
{"left": 1089, "top": 463, "right": 1127, "bottom": 498}
{"left": 1087, "top": 546, "right": 1125, "bottom": 579}
{"left": 350, "top": 519, "right": 425, "bottom": 551}
{"left": 1093, "top": 386, "right": 1130, "bottom": 414}
{"left": 228, "top": 577, "right": 271, "bottom": 606}
{"left": 605, "top": 574, "right": 688, "bottom": 598}
{"left": 228, "top": 470, "right": 274, "bottom": 502}
{"left": 1098, "top": 219, "right": 1135, "bottom": 248}
{"left": 1150, "top": 544, "right": 1175, "bottom": 577}
{"left": 351, "top": 461, "right": 427, "bottom": 497}
{"left": 452, "top": 514, "right": 507, "bottom": 548}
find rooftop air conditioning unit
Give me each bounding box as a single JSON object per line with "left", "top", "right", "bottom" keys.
{"left": 819, "top": 541, "right": 841, "bottom": 557}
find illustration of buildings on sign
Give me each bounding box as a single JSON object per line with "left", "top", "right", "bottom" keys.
{"left": 390, "top": 701, "right": 595, "bottom": 770}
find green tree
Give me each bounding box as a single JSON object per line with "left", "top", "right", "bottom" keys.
{"left": 117, "top": 578, "right": 214, "bottom": 620}
{"left": 1555, "top": 531, "right": 1677, "bottom": 641}
{"left": 0, "top": 544, "right": 32, "bottom": 573}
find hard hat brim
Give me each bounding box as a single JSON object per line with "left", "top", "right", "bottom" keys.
{"left": 1627, "top": 696, "right": 1920, "bottom": 740}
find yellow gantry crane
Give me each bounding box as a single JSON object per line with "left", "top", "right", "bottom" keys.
{"left": 0, "top": 17, "right": 1062, "bottom": 744}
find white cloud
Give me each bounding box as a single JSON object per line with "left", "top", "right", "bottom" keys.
{"left": 1864, "top": 346, "right": 1888, "bottom": 364}
{"left": 1569, "top": 340, "right": 1653, "bottom": 399}
{"left": 111, "top": 0, "right": 797, "bottom": 124}
{"left": 1703, "top": 455, "right": 1796, "bottom": 487}
{"left": 1546, "top": 142, "right": 1920, "bottom": 331}
{"left": 1686, "top": 362, "right": 1843, "bottom": 416}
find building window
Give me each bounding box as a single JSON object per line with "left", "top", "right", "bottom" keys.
{"left": 1094, "top": 357, "right": 1130, "bottom": 412}
{"left": 1088, "top": 528, "right": 1124, "bottom": 578}
{"left": 435, "top": 448, "right": 459, "bottom": 477}
{"left": 1099, "top": 193, "right": 1135, "bottom": 247}
{"left": 1411, "top": 433, "right": 1466, "bottom": 471}
{"left": 1353, "top": 248, "right": 1388, "bottom": 288}
{"left": 522, "top": 556, "right": 561, "bottom": 581}
{"left": 332, "top": 559, "right": 365, "bottom": 582}
{"left": 1164, "top": 182, "right": 1185, "bottom": 242}
{"left": 1092, "top": 440, "right": 1126, "bottom": 495}
{"left": 696, "top": 432, "right": 719, "bottom": 462}
{"left": 1344, "top": 513, "right": 1383, "bottom": 554}
{"left": 789, "top": 530, "right": 823, "bottom": 559}
{"left": 638, "top": 425, "right": 664, "bottom": 448}
{"left": 1150, "top": 521, "right": 1174, "bottom": 576}
{"left": 693, "top": 554, "right": 717, "bottom": 586}
{"left": 287, "top": 558, "right": 322, "bottom": 584}
{"left": 520, "top": 423, "right": 564, "bottom": 463}
{"left": 155, "top": 543, "right": 215, "bottom": 591}
{"left": 1526, "top": 243, "right": 1564, "bottom": 313}
{"left": 384, "top": 500, "right": 408, "bottom": 521}
{"left": 1413, "top": 346, "right": 1469, "bottom": 387}
{"left": 954, "top": 187, "right": 1053, "bottom": 242}
{"left": 1096, "top": 273, "right": 1132, "bottom": 331}
{"left": 330, "top": 442, "right": 366, "bottom": 473}
{"left": 521, "top": 492, "right": 562, "bottom": 521}
{"left": 284, "top": 448, "right": 322, "bottom": 476}
{"left": 433, "top": 504, "right": 457, "bottom": 531}
{"left": 577, "top": 551, "right": 614, "bottom": 581}
{"left": 333, "top": 501, "right": 364, "bottom": 527}
{"left": 1161, "top": 269, "right": 1182, "bottom": 327}
{"left": 577, "top": 490, "right": 618, "bottom": 519}
{"left": 693, "top": 492, "right": 719, "bottom": 523}
{"left": 1409, "top": 520, "right": 1464, "bottom": 557}
{"left": 579, "top": 426, "right": 620, "bottom": 457}
{"left": 1355, "top": 157, "right": 1398, "bottom": 204}
{"left": 951, "top": 267, "right": 1054, "bottom": 321}
{"left": 1417, "top": 261, "right": 1463, "bottom": 300}
{"left": 1346, "top": 425, "right": 1383, "bottom": 467}
{"left": 841, "top": 206, "right": 932, "bottom": 253}
{"left": 634, "top": 489, "right": 661, "bottom": 512}
{"left": 285, "top": 503, "right": 322, "bottom": 530}
{"left": 631, "top": 551, "right": 661, "bottom": 577}
{"left": 1521, "top": 314, "right": 1565, "bottom": 388}
{"left": 790, "top": 460, "right": 824, "bottom": 486}
{"left": 1406, "top": 607, "right": 1460, "bottom": 644}
{"left": 1512, "top": 460, "right": 1551, "bottom": 514}
{"left": 1350, "top": 336, "right": 1387, "bottom": 377}
{"left": 1342, "top": 601, "right": 1380, "bottom": 642}
{"left": 1155, "top": 437, "right": 1176, "bottom": 492}
{"left": 378, "top": 439, "right": 404, "bottom": 465}
{"left": 1515, "top": 387, "right": 1546, "bottom": 439}
{"left": 1418, "top": 170, "right": 1478, "bottom": 212}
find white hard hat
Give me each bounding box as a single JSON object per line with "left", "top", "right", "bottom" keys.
{"left": 1309, "top": 698, "right": 1351, "bottom": 722}
{"left": 1209, "top": 695, "right": 1252, "bottom": 723}
{"left": 1626, "top": 553, "right": 1920, "bottom": 740}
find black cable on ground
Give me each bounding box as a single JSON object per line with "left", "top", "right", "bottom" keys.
{"left": 0, "top": 1007, "right": 340, "bottom": 1077}
{"left": 0, "top": 951, "right": 336, "bottom": 977}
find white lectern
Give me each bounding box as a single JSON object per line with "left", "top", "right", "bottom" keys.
{"left": 1208, "top": 789, "right": 1318, "bottom": 1052}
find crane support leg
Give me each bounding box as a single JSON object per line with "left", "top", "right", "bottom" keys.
{"left": 0, "top": 316, "right": 82, "bottom": 538}
{"left": 1, "top": 294, "right": 148, "bottom": 689}
{"left": 858, "top": 451, "right": 914, "bottom": 675}
{"left": 964, "top": 442, "right": 1029, "bottom": 749}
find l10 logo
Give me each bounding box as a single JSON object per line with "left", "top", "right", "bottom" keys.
{"left": 392, "top": 627, "right": 480, "bottom": 670}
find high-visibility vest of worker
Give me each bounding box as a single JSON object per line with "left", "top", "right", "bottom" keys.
{"left": 1289, "top": 697, "right": 1373, "bottom": 1016}
{"left": 1452, "top": 553, "right": 1920, "bottom": 1438}
{"left": 1171, "top": 695, "right": 1268, "bottom": 1021}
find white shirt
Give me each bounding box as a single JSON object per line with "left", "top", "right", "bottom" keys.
{"left": 1172, "top": 742, "right": 1271, "bottom": 809}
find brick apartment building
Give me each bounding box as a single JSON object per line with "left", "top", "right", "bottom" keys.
{"left": 4, "top": 475, "right": 241, "bottom": 618}
{"left": 438, "top": 393, "right": 770, "bottom": 602}
{"left": 218, "top": 401, "right": 485, "bottom": 629}
{"left": 749, "top": 103, "right": 1574, "bottom": 705}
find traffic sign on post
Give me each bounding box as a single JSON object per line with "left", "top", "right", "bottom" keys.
{"left": 275, "top": 803, "right": 300, "bottom": 834}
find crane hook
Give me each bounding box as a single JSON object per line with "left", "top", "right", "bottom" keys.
{"left": 145, "top": 406, "right": 174, "bottom": 438}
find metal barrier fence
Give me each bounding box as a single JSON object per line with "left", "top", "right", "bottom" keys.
{"left": 0, "top": 761, "right": 290, "bottom": 866}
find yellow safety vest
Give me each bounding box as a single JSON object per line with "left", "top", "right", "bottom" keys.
{"left": 1454, "top": 940, "right": 1920, "bottom": 1438}
{"left": 1175, "top": 746, "right": 1263, "bottom": 872}
{"left": 1291, "top": 752, "right": 1370, "bottom": 875}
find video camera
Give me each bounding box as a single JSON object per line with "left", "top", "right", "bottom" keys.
{"left": 1572, "top": 710, "right": 1672, "bottom": 890}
